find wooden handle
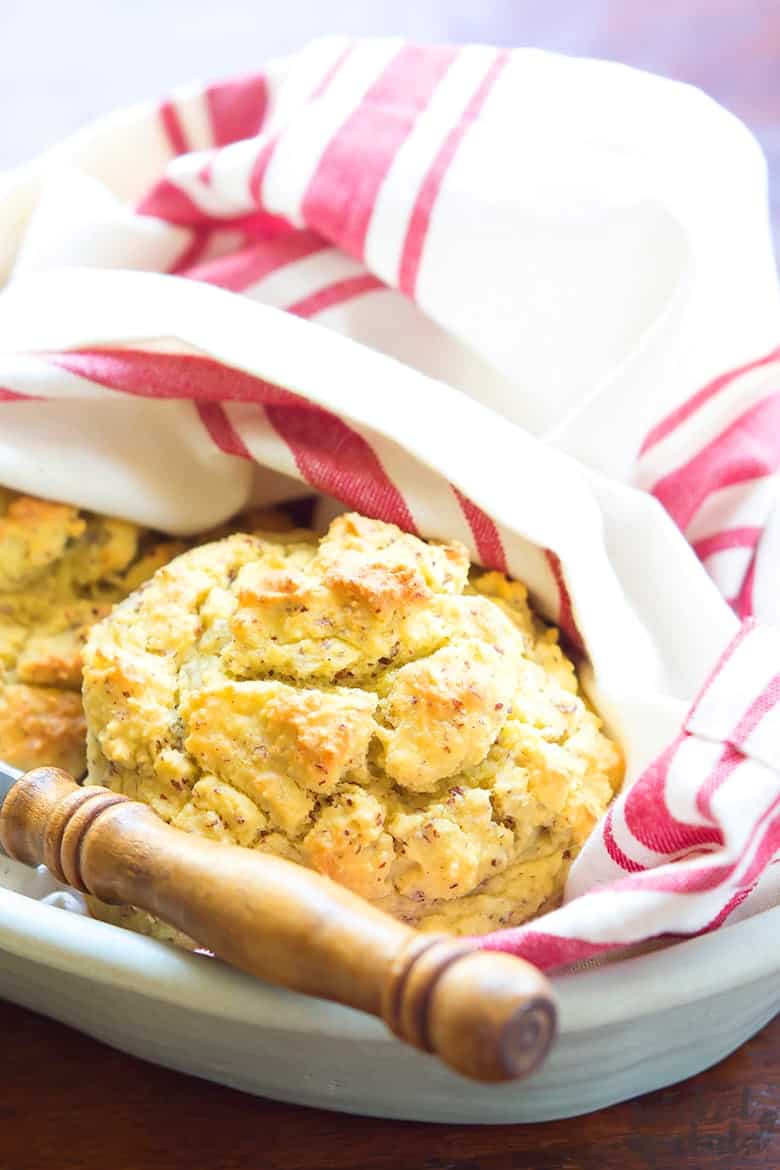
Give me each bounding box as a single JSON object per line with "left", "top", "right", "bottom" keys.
{"left": 0, "top": 767, "right": 556, "bottom": 1082}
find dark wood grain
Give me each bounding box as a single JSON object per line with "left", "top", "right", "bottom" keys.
{"left": 0, "top": 999, "right": 777, "bottom": 1170}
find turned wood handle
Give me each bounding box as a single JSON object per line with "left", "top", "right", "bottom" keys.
{"left": 0, "top": 767, "right": 557, "bottom": 1082}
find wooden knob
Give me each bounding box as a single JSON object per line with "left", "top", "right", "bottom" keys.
{"left": 0, "top": 767, "right": 557, "bottom": 1082}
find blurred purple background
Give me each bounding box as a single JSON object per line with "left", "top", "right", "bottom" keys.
{"left": 3, "top": 0, "right": 779, "bottom": 255}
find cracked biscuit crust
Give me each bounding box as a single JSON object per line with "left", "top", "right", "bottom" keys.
{"left": 83, "top": 512, "right": 623, "bottom": 936}
{"left": 0, "top": 492, "right": 303, "bottom": 778}
{"left": 0, "top": 488, "right": 187, "bottom": 776}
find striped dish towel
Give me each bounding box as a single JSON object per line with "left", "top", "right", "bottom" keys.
{"left": 1, "top": 39, "right": 779, "bottom": 968}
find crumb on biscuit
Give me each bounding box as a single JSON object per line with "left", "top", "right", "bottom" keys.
{"left": 83, "top": 512, "right": 623, "bottom": 936}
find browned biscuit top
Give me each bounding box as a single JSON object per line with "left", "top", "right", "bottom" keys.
{"left": 83, "top": 512, "right": 623, "bottom": 936}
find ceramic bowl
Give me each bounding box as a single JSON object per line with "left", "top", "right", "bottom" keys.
{"left": 1, "top": 855, "right": 778, "bottom": 1123}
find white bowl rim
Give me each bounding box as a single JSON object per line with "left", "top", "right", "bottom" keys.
{"left": 1, "top": 885, "right": 778, "bottom": 1043}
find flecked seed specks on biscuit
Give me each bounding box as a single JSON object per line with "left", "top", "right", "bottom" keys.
{"left": 83, "top": 512, "right": 623, "bottom": 936}
{"left": 0, "top": 492, "right": 307, "bottom": 779}
{"left": 0, "top": 488, "right": 187, "bottom": 776}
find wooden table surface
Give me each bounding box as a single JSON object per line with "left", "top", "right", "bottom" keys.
{"left": 2, "top": 1, "right": 779, "bottom": 1167}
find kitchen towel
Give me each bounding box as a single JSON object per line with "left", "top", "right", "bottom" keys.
{"left": 1, "top": 38, "right": 778, "bottom": 966}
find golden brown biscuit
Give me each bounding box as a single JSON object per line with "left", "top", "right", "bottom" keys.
{"left": 0, "top": 487, "right": 187, "bottom": 776}
{"left": 83, "top": 512, "right": 623, "bottom": 936}
{"left": 0, "top": 492, "right": 316, "bottom": 779}
{"left": 0, "top": 683, "right": 87, "bottom": 776}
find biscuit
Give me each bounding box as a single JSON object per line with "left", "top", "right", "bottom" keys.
{"left": 83, "top": 512, "right": 623, "bottom": 936}
{"left": 0, "top": 491, "right": 302, "bottom": 777}
{"left": 0, "top": 488, "right": 186, "bottom": 775}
